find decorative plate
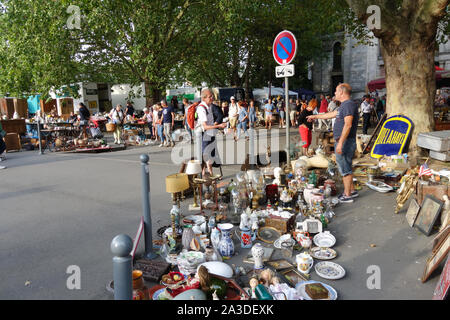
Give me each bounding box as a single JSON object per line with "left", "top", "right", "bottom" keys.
{"left": 257, "top": 227, "right": 282, "bottom": 244}
{"left": 314, "top": 261, "right": 346, "bottom": 280}
{"left": 273, "top": 237, "right": 296, "bottom": 249}
{"left": 313, "top": 231, "right": 336, "bottom": 248}
{"left": 152, "top": 288, "right": 166, "bottom": 300}
{"left": 310, "top": 247, "right": 337, "bottom": 260}
{"left": 296, "top": 280, "right": 337, "bottom": 300}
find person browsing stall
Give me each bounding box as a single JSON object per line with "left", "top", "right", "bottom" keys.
{"left": 307, "top": 83, "right": 359, "bottom": 203}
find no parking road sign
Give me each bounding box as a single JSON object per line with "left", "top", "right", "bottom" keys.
{"left": 273, "top": 30, "right": 297, "bottom": 65}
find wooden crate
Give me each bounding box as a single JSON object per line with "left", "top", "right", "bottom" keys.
{"left": 0, "top": 98, "right": 15, "bottom": 118}
{"left": 5, "top": 133, "right": 21, "bottom": 152}
{"left": 13, "top": 98, "right": 28, "bottom": 118}
{"left": 416, "top": 183, "right": 450, "bottom": 205}
{"left": 0, "top": 119, "right": 26, "bottom": 135}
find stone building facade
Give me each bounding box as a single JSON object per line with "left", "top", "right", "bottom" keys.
{"left": 311, "top": 32, "right": 450, "bottom": 99}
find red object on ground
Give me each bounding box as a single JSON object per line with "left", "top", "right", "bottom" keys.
{"left": 299, "top": 125, "right": 312, "bottom": 148}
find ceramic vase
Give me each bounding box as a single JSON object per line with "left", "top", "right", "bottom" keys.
{"left": 210, "top": 227, "right": 221, "bottom": 249}
{"left": 182, "top": 225, "right": 195, "bottom": 250}
{"left": 239, "top": 227, "right": 252, "bottom": 249}
{"left": 251, "top": 243, "right": 264, "bottom": 269}
{"left": 217, "top": 223, "right": 234, "bottom": 259}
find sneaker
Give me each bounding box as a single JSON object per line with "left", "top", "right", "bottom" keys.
{"left": 338, "top": 194, "right": 354, "bottom": 203}
{"left": 159, "top": 144, "right": 164, "bottom": 147}
{"left": 351, "top": 191, "right": 359, "bottom": 198}
{"left": 0, "top": 165, "right": 6, "bottom": 170}
{"left": 171, "top": 142, "right": 175, "bottom": 147}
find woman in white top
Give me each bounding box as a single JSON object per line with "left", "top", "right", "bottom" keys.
{"left": 109, "top": 104, "right": 124, "bottom": 144}
{"left": 152, "top": 105, "right": 159, "bottom": 141}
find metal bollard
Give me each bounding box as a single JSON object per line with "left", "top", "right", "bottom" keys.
{"left": 140, "top": 154, "right": 157, "bottom": 260}
{"left": 111, "top": 234, "right": 133, "bottom": 300}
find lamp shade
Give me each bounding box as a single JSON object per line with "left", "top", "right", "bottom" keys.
{"left": 185, "top": 160, "right": 202, "bottom": 175}
{"left": 166, "top": 173, "right": 190, "bottom": 193}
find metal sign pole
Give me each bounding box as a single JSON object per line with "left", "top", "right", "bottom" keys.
{"left": 285, "top": 76, "right": 290, "bottom": 168}
{"left": 37, "top": 117, "right": 43, "bottom": 155}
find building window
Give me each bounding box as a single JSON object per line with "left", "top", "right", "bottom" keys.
{"left": 333, "top": 42, "right": 342, "bottom": 72}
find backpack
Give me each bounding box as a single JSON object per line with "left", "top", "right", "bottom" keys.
{"left": 186, "top": 102, "right": 208, "bottom": 130}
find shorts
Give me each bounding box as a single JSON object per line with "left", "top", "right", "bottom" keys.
{"left": 229, "top": 117, "right": 237, "bottom": 128}
{"left": 265, "top": 114, "right": 272, "bottom": 121}
{"left": 335, "top": 138, "right": 356, "bottom": 176}
{"left": 290, "top": 110, "right": 296, "bottom": 120}
{"left": 279, "top": 111, "right": 285, "bottom": 119}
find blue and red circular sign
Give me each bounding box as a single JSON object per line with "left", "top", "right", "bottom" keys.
{"left": 273, "top": 30, "right": 297, "bottom": 65}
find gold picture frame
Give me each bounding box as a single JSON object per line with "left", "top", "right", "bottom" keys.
{"left": 279, "top": 267, "right": 308, "bottom": 287}
{"left": 265, "top": 259, "right": 294, "bottom": 271}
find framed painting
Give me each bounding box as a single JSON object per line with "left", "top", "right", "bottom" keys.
{"left": 415, "top": 195, "right": 443, "bottom": 236}
{"left": 265, "top": 259, "right": 294, "bottom": 271}
{"left": 405, "top": 198, "right": 420, "bottom": 227}
{"left": 422, "top": 233, "right": 450, "bottom": 283}
{"left": 279, "top": 268, "right": 308, "bottom": 287}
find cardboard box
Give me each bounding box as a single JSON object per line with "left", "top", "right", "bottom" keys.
{"left": 265, "top": 215, "right": 295, "bottom": 234}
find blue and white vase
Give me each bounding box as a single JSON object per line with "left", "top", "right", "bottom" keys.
{"left": 217, "top": 223, "right": 235, "bottom": 259}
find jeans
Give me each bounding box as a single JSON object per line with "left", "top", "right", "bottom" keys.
{"left": 157, "top": 124, "right": 165, "bottom": 144}
{"left": 185, "top": 120, "right": 192, "bottom": 140}
{"left": 377, "top": 111, "right": 384, "bottom": 123}
{"left": 237, "top": 121, "right": 248, "bottom": 139}
{"left": 147, "top": 122, "right": 153, "bottom": 139}
{"left": 164, "top": 123, "right": 173, "bottom": 144}
{"left": 362, "top": 113, "right": 371, "bottom": 134}
{"left": 335, "top": 138, "right": 356, "bottom": 176}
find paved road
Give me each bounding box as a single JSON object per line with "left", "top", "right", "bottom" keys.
{"left": 0, "top": 128, "right": 442, "bottom": 299}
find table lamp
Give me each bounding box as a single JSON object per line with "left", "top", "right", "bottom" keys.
{"left": 185, "top": 160, "right": 202, "bottom": 209}
{"left": 166, "top": 173, "right": 190, "bottom": 238}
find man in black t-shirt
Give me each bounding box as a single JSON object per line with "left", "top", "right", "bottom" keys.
{"left": 307, "top": 83, "right": 359, "bottom": 204}
{"left": 125, "top": 102, "right": 135, "bottom": 117}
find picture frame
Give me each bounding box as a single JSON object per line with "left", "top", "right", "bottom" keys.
{"left": 265, "top": 259, "right": 294, "bottom": 271}
{"left": 414, "top": 195, "right": 443, "bottom": 236}
{"left": 302, "top": 219, "right": 323, "bottom": 234}
{"left": 279, "top": 267, "right": 308, "bottom": 287}
{"left": 405, "top": 198, "right": 420, "bottom": 227}
{"left": 422, "top": 233, "right": 450, "bottom": 283}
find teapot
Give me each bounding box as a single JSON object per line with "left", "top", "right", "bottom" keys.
{"left": 296, "top": 252, "right": 313, "bottom": 274}
{"left": 294, "top": 231, "right": 312, "bottom": 249}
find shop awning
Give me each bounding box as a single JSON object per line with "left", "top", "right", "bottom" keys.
{"left": 368, "top": 70, "right": 450, "bottom": 92}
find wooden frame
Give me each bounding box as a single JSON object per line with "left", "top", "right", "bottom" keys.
{"left": 422, "top": 233, "right": 450, "bottom": 283}
{"left": 265, "top": 259, "right": 294, "bottom": 271}
{"left": 279, "top": 267, "right": 308, "bottom": 287}
{"left": 415, "top": 195, "right": 443, "bottom": 236}
{"left": 405, "top": 198, "right": 420, "bottom": 227}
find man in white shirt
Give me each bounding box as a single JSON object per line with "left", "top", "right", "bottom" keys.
{"left": 196, "top": 88, "right": 227, "bottom": 176}
{"left": 228, "top": 96, "right": 239, "bottom": 138}
{"left": 360, "top": 95, "right": 373, "bottom": 134}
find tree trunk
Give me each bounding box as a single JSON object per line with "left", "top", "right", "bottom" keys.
{"left": 381, "top": 39, "right": 436, "bottom": 159}
{"left": 144, "top": 80, "right": 162, "bottom": 106}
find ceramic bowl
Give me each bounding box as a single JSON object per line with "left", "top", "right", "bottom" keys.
{"left": 313, "top": 231, "right": 336, "bottom": 248}
{"left": 197, "top": 261, "right": 234, "bottom": 278}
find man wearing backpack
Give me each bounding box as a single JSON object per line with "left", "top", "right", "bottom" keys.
{"left": 196, "top": 88, "right": 227, "bottom": 176}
